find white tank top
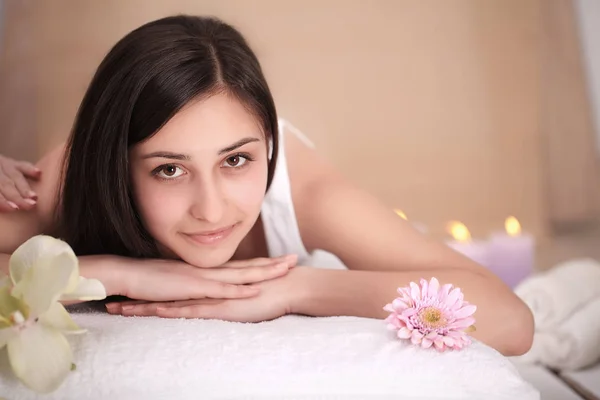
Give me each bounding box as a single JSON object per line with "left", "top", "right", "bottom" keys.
{"left": 261, "top": 119, "right": 347, "bottom": 270}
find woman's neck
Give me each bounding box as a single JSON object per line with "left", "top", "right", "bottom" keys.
{"left": 232, "top": 215, "right": 268, "bottom": 261}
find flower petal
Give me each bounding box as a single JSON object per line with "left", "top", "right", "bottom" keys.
{"left": 409, "top": 282, "right": 421, "bottom": 301}
{"left": 60, "top": 277, "right": 106, "bottom": 302}
{"left": 451, "top": 292, "right": 465, "bottom": 311}
{"left": 9, "top": 236, "right": 77, "bottom": 286}
{"left": 39, "top": 303, "right": 86, "bottom": 334}
{"left": 447, "top": 316, "right": 476, "bottom": 330}
{"left": 7, "top": 324, "right": 73, "bottom": 393}
{"left": 434, "top": 337, "right": 445, "bottom": 350}
{"left": 421, "top": 338, "right": 433, "bottom": 349}
{"left": 401, "top": 308, "right": 418, "bottom": 318}
{"left": 445, "top": 287, "right": 462, "bottom": 309}
{"left": 438, "top": 283, "right": 453, "bottom": 301}
{"left": 0, "top": 327, "right": 16, "bottom": 348}
{"left": 412, "top": 330, "right": 424, "bottom": 340}
{"left": 425, "top": 331, "right": 439, "bottom": 340}
{"left": 385, "top": 314, "right": 403, "bottom": 330}
{"left": 454, "top": 304, "right": 477, "bottom": 319}
{"left": 443, "top": 336, "right": 455, "bottom": 347}
{"left": 0, "top": 285, "right": 24, "bottom": 320}
{"left": 420, "top": 278, "right": 429, "bottom": 299}
{"left": 398, "top": 327, "right": 412, "bottom": 339}
{"left": 0, "top": 316, "right": 11, "bottom": 329}
{"left": 428, "top": 277, "right": 440, "bottom": 298}
{"left": 11, "top": 253, "right": 77, "bottom": 317}
{"left": 392, "top": 298, "right": 409, "bottom": 311}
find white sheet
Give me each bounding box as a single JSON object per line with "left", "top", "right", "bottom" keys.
{"left": 0, "top": 304, "right": 539, "bottom": 400}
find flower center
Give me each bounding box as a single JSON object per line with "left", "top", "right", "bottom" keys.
{"left": 8, "top": 310, "right": 35, "bottom": 332}
{"left": 9, "top": 310, "right": 25, "bottom": 325}
{"left": 418, "top": 306, "right": 447, "bottom": 329}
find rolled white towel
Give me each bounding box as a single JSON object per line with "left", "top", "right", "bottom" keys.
{"left": 513, "top": 295, "right": 600, "bottom": 371}
{"left": 514, "top": 258, "right": 600, "bottom": 331}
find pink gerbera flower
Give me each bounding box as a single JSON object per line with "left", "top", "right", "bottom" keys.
{"left": 383, "top": 277, "right": 476, "bottom": 352}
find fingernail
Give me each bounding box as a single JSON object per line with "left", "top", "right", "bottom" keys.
{"left": 121, "top": 305, "right": 134, "bottom": 311}
{"left": 7, "top": 201, "right": 19, "bottom": 210}
{"left": 27, "top": 191, "right": 37, "bottom": 198}
{"left": 105, "top": 303, "right": 119, "bottom": 313}
{"left": 24, "top": 199, "right": 36, "bottom": 205}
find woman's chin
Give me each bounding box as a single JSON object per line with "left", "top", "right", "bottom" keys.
{"left": 177, "top": 247, "right": 237, "bottom": 269}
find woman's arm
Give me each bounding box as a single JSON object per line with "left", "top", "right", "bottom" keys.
{"left": 285, "top": 132, "right": 534, "bottom": 356}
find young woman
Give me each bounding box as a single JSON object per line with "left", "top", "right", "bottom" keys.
{"left": 0, "top": 15, "right": 533, "bottom": 356}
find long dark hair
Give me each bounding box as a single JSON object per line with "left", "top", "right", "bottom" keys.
{"left": 56, "top": 15, "right": 279, "bottom": 258}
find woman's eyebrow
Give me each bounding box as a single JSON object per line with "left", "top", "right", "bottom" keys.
{"left": 141, "top": 137, "right": 261, "bottom": 160}
{"left": 218, "top": 137, "right": 260, "bottom": 155}
{"left": 141, "top": 151, "right": 191, "bottom": 160}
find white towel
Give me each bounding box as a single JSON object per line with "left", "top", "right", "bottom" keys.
{"left": 514, "top": 258, "right": 600, "bottom": 331}
{"left": 0, "top": 304, "right": 539, "bottom": 400}
{"left": 513, "top": 295, "right": 600, "bottom": 371}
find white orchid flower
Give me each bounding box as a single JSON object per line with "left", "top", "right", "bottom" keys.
{"left": 0, "top": 235, "right": 106, "bottom": 393}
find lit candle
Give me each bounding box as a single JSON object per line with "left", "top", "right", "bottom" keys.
{"left": 394, "top": 209, "right": 428, "bottom": 234}
{"left": 487, "top": 216, "right": 535, "bottom": 289}
{"left": 445, "top": 221, "right": 490, "bottom": 268}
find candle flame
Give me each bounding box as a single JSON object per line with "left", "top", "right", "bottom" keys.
{"left": 447, "top": 221, "right": 471, "bottom": 242}
{"left": 394, "top": 209, "right": 408, "bottom": 220}
{"left": 505, "top": 216, "right": 521, "bottom": 236}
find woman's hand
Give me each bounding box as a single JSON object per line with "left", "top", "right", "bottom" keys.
{"left": 105, "top": 265, "right": 313, "bottom": 323}
{"left": 81, "top": 253, "right": 298, "bottom": 303}
{"left": 0, "top": 154, "right": 41, "bottom": 212}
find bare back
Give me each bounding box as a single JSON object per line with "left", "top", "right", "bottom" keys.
{"left": 0, "top": 144, "right": 65, "bottom": 254}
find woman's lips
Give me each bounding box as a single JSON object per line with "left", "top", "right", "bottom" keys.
{"left": 182, "top": 224, "right": 237, "bottom": 245}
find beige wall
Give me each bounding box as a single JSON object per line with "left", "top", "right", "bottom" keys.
{"left": 542, "top": 0, "right": 600, "bottom": 227}
{"left": 0, "top": 0, "right": 597, "bottom": 241}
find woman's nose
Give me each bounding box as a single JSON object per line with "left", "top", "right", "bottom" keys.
{"left": 189, "top": 181, "right": 226, "bottom": 224}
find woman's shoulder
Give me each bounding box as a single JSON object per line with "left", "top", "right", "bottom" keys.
{"left": 0, "top": 144, "right": 65, "bottom": 253}
{"left": 283, "top": 127, "right": 350, "bottom": 251}
{"left": 284, "top": 126, "right": 347, "bottom": 200}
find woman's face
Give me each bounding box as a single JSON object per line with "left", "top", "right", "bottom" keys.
{"left": 129, "top": 92, "right": 269, "bottom": 268}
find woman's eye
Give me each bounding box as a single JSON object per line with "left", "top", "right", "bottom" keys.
{"left": 224, "top": 155, "right": 248, "bottom": 168}
{"left": 156, "top": 164, "right": 184, "bottom": 179}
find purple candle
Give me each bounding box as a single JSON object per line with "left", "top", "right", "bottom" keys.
{"left": 487, "top": 217, "right": 535, "bottom": 289}
{"left": 445, "top": 221, "right": 490, "bottom": 269}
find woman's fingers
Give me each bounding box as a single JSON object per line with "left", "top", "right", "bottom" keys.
{"left": 195, "top": 279, "right": 260, "bottom": 299}
{"left": 0, "top": 173, "right": 36, "bottom": 210}
{"left": 0, "top": 192, "right": 19, "bottom": 212}
{"left": 197, "top": 261, "right": 291, "bottom": 284}
{"left": 15, "top": 161, "right": 42, "bottom": 180}
{"left": 0, "top": 155, "right": 39, "bottom": 210}
{"left": 222, "top": 254, "right": 297, "bottom": 268}
{"left": 156, "top": 303, "right": 219, "bottom": 319}
{"left": 106, "top": 280, "right": 255, "bottom": 315}
{"left": 6, "top": 166, "right": 38, "bottom": 203}
{"left": 106, "top": 299, "right": 223, "bottom": 318}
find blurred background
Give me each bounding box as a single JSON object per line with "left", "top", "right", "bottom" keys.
{"left": 0, "top": 0, "right": 599, "bottom": 269}
{"left": 2, "top": 3, "right": 600, "bottom": 397}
